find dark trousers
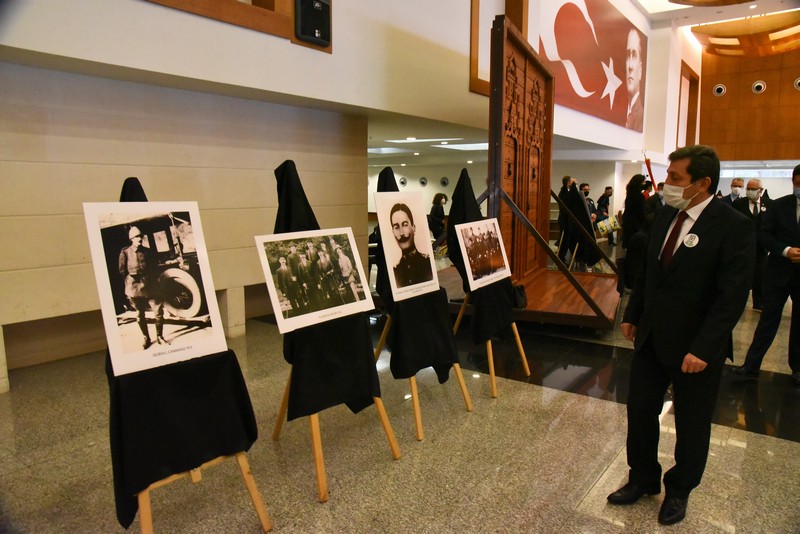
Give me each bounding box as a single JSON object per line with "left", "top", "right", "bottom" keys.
{"left": 750, "top": 251, "right": 767, "bottom": 309}
{"left": 742, "top": 271, "right": 800, "bottom": 373}
{"left": 626, "top": 339, "right": 724, "bottom": 498}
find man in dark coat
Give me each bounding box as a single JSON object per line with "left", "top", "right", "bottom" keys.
{"left": 390, "top": 202, "right": 433, "bottom": 288}
{"left": 733, "top": 166, "right": 800, "bottom": 383}
{"left": 731, "top": 179, "right": 772, "bottom": 310}
{"left": 608, "top": 145, "right": 754, "bottom": 525}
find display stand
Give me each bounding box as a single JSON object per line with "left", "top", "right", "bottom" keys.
{"left": 137, "top": 452, "right": 271, "bottom": 534}
{"left": 109, "top": 178, "right": 269, "bottom": 531}
{"left": 372, "top": 167, "right": 472, "bottom": 439}
{"left": 374, "top": 287, "right": 474, "bottom": 441}
{"left": 270, "top": 161, "right": 400, "bottom": 503}
{"left": 446, "top": 170, "right": 530, "bottom": 398}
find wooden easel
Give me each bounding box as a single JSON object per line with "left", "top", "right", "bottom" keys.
{"left": 136, "top": 452, "right": 271, "bottom": 533}
{"left": 272, "top": 369, "right": 401, "bottom": 502}
{"left": 373, "top": 314, "right": 474, "bottom": 441}
{"left": 452, "top": 295, "right": 531, "bottom": 398}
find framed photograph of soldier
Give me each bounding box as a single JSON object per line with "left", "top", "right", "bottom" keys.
{"left": 453, "top": 218, "right": 511, "bottom": 291}
{"left": 255, "top": 227, "right": 374, "bottom": 333}
{"left": 83, "top": 202, "right": 228, "bottom": 377}
{"left": 373, "top": 191, "right": 439, "bottom": 302}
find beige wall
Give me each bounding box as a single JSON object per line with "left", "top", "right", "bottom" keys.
{"left": 0, "top": 62, "right": 368, "bottom": 370}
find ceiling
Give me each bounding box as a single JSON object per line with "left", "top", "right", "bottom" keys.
{"left": 367, "top": 0, "right": 799, "bottom": 174}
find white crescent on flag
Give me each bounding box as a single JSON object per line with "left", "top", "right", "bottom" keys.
{"left": 539, "top": 0, "right": 599, "bottom": 98}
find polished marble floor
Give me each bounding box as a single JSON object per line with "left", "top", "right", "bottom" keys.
{"left": 0, "top": 281, "right": 798, "bottom": 532}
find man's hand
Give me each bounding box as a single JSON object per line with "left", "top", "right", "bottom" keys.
{"left": 621, "top": 322, "right": 637, "bottom": 342}
{"left": 681, "top": 353, "right": 707, "bottom": 373}
{"left": 787, "top": 247, "right": 800, "bottom": 263}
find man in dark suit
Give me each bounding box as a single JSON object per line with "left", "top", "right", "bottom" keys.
{"left": 731, "top": 179, "right": 772, "bottom": 310}
{"left": 720, "top": 177, "right": 743, "bottom": 207}
{"left": 608, "top": 145, "right": 754, "bottom": 525}
{"left": 644, "top": 181, "right": 664, "bottom": 221}
{"left": 733, "top": 165, "right": 800, "bottom": 384}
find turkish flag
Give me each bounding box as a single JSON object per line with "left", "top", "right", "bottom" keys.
{"left": 538, "top": 0, "right": 646, "bottom": 131}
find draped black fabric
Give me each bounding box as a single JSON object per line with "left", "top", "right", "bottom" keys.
{"left": 274, "top": 160, "right": 320, "bottom": 233}
{"left": 388, "top": 287, "right": 458, "bottom": 383}
{"left": 284, "top": 314, "right": 380, "bottom": 419}
{"left": 446, "top": 169, "right": 483, "bottom": 295}
{"left": 274, "top": 160, "right": 380, "bottom": 420}
{"left": 108, "top": 177, "right": 257, "bottom": 528}
{"left": 470, "top": 278, "right": 514, "bottom": 344}
{"left": 107, "top": 351, "right": 257, "bottom": 527}
{"left": 374, "top": 166, "right": 399, "bottom": 310}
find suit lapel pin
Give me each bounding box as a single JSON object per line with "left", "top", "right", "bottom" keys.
{"left": 683, "top": 234, "right": 699, "bottom": 248}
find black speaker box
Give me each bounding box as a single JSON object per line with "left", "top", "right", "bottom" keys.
{"left": 295, "top": 0, "right": 331, "bottom": 47}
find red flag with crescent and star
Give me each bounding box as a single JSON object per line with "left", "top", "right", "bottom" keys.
{"left": 538, "top": 0, "right": 647, "bottom": 131}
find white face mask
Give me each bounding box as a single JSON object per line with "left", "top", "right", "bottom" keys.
{"left": 663, "top": 182, "right": 699, "bottom": 211}
{"left": 730, "top": 186, "right": 742, "bottom": 196}
{"left": 745, "top": 189, "right": 761, "bottom": 201}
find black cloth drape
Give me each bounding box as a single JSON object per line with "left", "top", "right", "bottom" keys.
{"left": 446, "top": 169, "right": 483, "bottom": 295}
{"left": 388, "top": 287, "right": 458, "bottom": 383}
{"left": 109, "top": 177, "right": 257, "bottom": 528}
{"left": 374, "top": 166, "right": 399, "bottom": 310}
{"left": 445, "top": 169, "right": 514, "bottom": 344}
{"left": 274, "top": 160, "right": 381, "bottom": 420}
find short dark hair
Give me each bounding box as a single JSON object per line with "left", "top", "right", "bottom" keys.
{"left": 432, "top": 193, "right": 448, "bottom": 205}
{"left": 668, "top": 144, "right": 720, "bottom": 194}
{"left": 562, "top": 175, "right": 572, "bottom": 187}
{"left": 390, "top": 203, "right": 414, "bottom": 226}
{"left": 604, "top": 186, "right": 613, "bottom": 191}
{"left": 626, "top": 173, "right": 646, "bottom": 194}
{"left": 793, "top": 164, "right": 800, "bottom": 179}
{"left": 579, "top": 183, "right": 589, "bottom": 190}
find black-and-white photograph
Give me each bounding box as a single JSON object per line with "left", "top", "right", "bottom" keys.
{"left": 374, "top": 191, "right": 439, "bottom": 301}
{"left": 255, "top": 228, "right": 374, "bottom": 333}
{"left": 83, "top": 202, "right": 227, "bottom": 376}
{"left": 454, "top": 218, "right": 511, "bottom": 291}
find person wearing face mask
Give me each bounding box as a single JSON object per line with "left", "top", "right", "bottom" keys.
{"left": 731, "top": 179, "right": 772, "bottom": 310}
{"left": 608, "top": 145, "right": 754, "bottom": 526}
{"left": 733, "top": 165, "right": 800, "bottom": 385}
{"left": 720, "top": 177, "right": 744, "bottom": 206}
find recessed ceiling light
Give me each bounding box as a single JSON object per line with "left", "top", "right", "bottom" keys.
{"left": 467, "top": 160, "right": 473, "bottom": 164}
{"left": 749, "top": 4, "right": 757, "bottom": 9}
{"left": 385, "top": 137, "right": 463, "bottom": 144}
{"left": 441, "top": 141, "right": 448, "bottom": 145}
{"left": 414, "top": 152, "right": 420, "bottom": 156}
{"left": 432, "top": 142, "right": 489, "bottom": 151}
{"left": 631, "top": 160, "right": 638, "bottom": 163}
{"left": 400, "top": 163, "right": 406, "bottom": 167}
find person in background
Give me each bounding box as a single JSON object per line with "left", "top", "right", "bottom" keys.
{"left": 622, "top": 174, "right": 647, "bottom": 250}
{"left": 732, "top": 165, "right": 800, "bottom": 385}
{"left": 720, "top": 177, "right": 744, "bottom": 206}
{"left": 609, "top": 144, "right": 754, "bottom": 525}
{"left": 644, "top": 181, "right": 665, "bottom": 222}
{"left": 597, "top": 186, "right": 615, "bottom": 245}
{"left": 557, "top": 176, "right": 579, "bottom": 261}
{"left": 731, "top": 178, "right": 772, "bottom": 310}
{"left": 580, "top": 183, "right": 598, "bottom": 223}
{"left": 428, "top": 193, "right": 448, "bottom": 241}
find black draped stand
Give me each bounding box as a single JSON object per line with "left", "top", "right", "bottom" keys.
{"left": 109, "top": 178, "right": 270, "bottom": 532}
{"left": 446, "top": 170, "right": 531, "bottom": 398}
{"left": 269, "top": 161, "right": 400, "bottom": 503}
{"left": 371, "top": 167, "right": 473, "bottom": 440}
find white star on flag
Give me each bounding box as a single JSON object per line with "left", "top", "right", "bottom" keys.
{"left": 601, "top": 57, "right": 622, "bottom": 109}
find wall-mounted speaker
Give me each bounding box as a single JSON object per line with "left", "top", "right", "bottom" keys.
{"left": 295, "top": 0, "right": 331, "bottom": 47}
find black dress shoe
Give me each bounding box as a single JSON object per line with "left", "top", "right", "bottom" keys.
{"left": 658, "top": 496, "right": 688, "bottom": 525}
{"left": 607, "top": 481, "right": 661, "bottom": 504}
{"left": 731, "top": 365, "right": 759, "bottom": 379}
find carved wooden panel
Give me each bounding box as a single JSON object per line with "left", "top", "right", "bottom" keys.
{"left": 488, "top": 15, "right": 554, "bottom": 282}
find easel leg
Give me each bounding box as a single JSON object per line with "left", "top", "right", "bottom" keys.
{"left": 453, "top": 293, "right": 470, "bottom": 335}
{"left": 272, "top": 368, "right": 292, "bottom": 441}
{"left": 137, "top": 489, "right": 154, "bottom": 534}
{"left": 486, "top": 340, "right": 498, "bottom": 398}
{"left": 511, "top": 323, "right": 531, "bottom": 377}
{"left": 235, "top": 452, "right": 273, "bottom": 532}
{"left": 373, "top": 396, "right": 401, "bottom": 460}
{"left": 568, "top": 243, "right": 579, "bottom": 271}
{"left": 409, "top": 377, "right": 424, "bottom": 441}
{"left": 309, "top": 414, "right": 328, "bottom": 503}
{"left": 452, "top": 363, "right": 474, "bottom": 412}
{"left": 374, "top": 315, "right": 392, "bottom": 361}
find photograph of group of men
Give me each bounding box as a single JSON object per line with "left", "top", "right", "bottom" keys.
{"left": 454, "top": 218, "right": 511, "bottom": 291}
{"left": 256, "top": 228, "right": 373, "bottom": 332}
